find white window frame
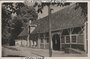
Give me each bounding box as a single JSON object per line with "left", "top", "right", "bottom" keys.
{"left": 65, "top": 35, "right": 70, "bottom": 44}
{"left": 61, "top": 36, "right": 65, "bottom": 43}
{"left": 71, "top": 35, "right": 77, "bottom": 43}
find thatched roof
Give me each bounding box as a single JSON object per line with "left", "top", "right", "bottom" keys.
{"left": 18, "top": 4, "right": 87, "bottom": 36}
{"left": 18, "top": 26, "right": 28, "bottom": 37}
{"left": 31, "top": 4, "right": 86, "bottom": 34}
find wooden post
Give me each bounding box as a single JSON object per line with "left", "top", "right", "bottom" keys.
{"left": 44, "top": 34, "right": 46, "bottom": 49}
{"left": 60, "top": 30, "right": 63, "bottom": 50}
{"left": 48, "top": 4, "right": 52, "bottom": 57}
{"left": 68, "top": 28, "right": 74, "bottom": 49}
{"left": 60, "top": 33, "right": 62, "bottom": 50}
{"left": 27, "top": 34, "right": 29, "bottom": 47}
{"left": 84, "top": 21, "right": 88, "bottom": 54}
{"left": 38, "top": 33, "right": 40, "bottom": 48}
{"left": 27, "top": 20, "right": 31, "bottom": 47}
{"left": 70, "top": 29, "right": 72, "bottom": 49}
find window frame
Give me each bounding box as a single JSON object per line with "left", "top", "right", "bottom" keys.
{"left": 65, "top": 35, "right": 70, "bottom": 43}
{"left": 71, "top": 35, "right": 77, "bottom": 43}
{"left": 61, "top": 36, "right": 65, "bottom": 43}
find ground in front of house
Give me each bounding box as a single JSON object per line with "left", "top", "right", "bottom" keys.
{"left": 2, "top": 46, "right": 87, "bottom": 57}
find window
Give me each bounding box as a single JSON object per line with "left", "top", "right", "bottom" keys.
{"left": 61, "top": 36, "right": 65, "bottom": 43}
{"left": 72, "top": 36, "right": 77, "bottom": 43}
{"left": 45, "top": 38, "right": 49, "bottom": 43}
{"left": 41, "top": 38, "right": 43, "bottom": 43}
{"left": 66, "top": 36, "right": 70, "bottom": 43}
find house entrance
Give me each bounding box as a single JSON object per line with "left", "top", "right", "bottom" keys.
{"left": 52, "top": 34, "right": 60, "bottom": 50}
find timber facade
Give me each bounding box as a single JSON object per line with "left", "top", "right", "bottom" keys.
{"left": 18, "top": 4, "right": 88, "bottom": 52}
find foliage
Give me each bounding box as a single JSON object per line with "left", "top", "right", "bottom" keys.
{"left": 2, "top": 2, "right": 87, "bottom": 45}
{"left": 33, "top": 2, "right": 87, "bottom": 16}
{"left": 2, "top": 3, "right": 38, "bottom": 45}
{"left": 75, "top": 3, "right": 87, "bottom": 16}
{"left": 33, "top": 2, "right": 71, "bottom": 13}
{"left": 20, "top": 6, "right": 38, "bottom": 22}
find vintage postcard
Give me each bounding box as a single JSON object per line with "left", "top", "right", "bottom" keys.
{"left": 0, "top": 0, "right": 90, "bottom": 59}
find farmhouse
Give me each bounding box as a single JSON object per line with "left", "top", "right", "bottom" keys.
{"left": 18, "top": 4, "right": 88, "bottom": 52}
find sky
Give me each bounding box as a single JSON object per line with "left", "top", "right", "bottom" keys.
{"left": 37, "top": 4, "right": 71, "bottom": 19}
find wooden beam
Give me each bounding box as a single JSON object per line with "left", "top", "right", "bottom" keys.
{"left": 38, "top": 33, "right": 40, "bottom": 48}
{"left": 67, "top": 28, "right": 74, "bottom": 48}
{"left": 43, "top": 33, "right": 46, "bottom": 49}
{"left": 48, "top": 4, "right": 52, "bottom": 57}
{"left": 59, "top": 30, "right": 63, "bottom": 50}
{"left": 78, "top": 26, "right": 84, "bottom": 35}
{"left": 84, "top": 21, "right": 88, "bottom": 54}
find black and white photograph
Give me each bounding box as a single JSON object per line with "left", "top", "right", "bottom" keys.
{"left": 1, "top": 0, "right": 88, "bottom": 58}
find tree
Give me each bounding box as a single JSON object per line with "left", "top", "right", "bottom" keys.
{"left": 75, "top": 3, "right": 87, "bottom": 16}
{"left": 20, "top": 6, "right": 38, "bottom": 22}
{"left": 2, "top": 3, "right": 38, "bottom": 45}
{"left": 2, "top": 3, "right": 13, "bottom": 45}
